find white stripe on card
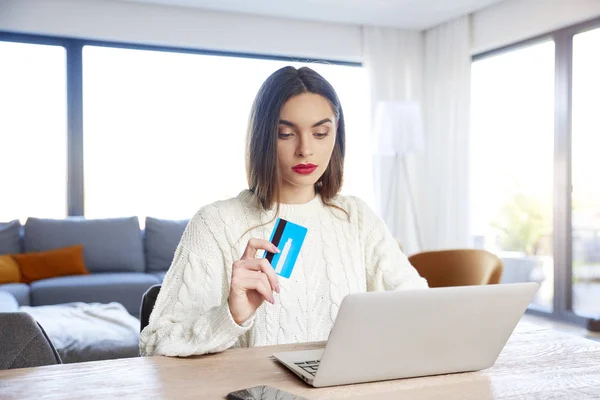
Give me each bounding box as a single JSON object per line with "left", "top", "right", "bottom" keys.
{"left": 275, "top": 238, "right": 292, "bottom": 274}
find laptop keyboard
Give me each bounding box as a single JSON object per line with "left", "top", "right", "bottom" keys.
{"left": 294, "top": 360, "right": 321, "bottom": 376}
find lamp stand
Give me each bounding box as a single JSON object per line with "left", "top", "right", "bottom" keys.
{"left": 401, "top": 156, "right": 424, "bottom": 251}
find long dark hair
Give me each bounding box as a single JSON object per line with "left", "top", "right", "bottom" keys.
{"left": 246, "top": 66, "right": 347, "bottom": 216}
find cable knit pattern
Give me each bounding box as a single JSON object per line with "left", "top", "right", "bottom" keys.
{"left": 139, "top": 190, "right": 428, "bottom": 357}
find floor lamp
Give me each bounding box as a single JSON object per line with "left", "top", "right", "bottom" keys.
{"left": 373, "top": 100, "right": 425, "bottom": 250}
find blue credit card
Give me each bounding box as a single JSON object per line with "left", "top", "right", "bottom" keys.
{"left": 264, "top": 218, "right": 308, "bottom": 279}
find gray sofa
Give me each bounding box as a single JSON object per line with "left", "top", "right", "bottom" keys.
{"left": 0, "top": 216, "right": 188, "bottom": 317}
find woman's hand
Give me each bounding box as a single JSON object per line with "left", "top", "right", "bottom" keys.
{"left": 228, "top": 238, "right": 280, "bottom": 325}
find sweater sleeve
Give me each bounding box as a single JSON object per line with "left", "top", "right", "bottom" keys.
{"left": 139, "top": 207, "right": 253, "bottom": 357}
{"left": 355, "top": 198, "right": 429, "bottom": 292}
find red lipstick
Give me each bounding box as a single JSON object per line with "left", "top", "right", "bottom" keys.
{"left": 292, "top": 163, "right": 318, "bottom": 175}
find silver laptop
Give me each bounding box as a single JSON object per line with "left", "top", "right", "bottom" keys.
{"left": 273, "top": 282, "right": 539, "bottom": 387}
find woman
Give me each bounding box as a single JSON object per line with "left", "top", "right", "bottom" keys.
{"left": 140, "top": 66, "right": 428, "bottom": 357}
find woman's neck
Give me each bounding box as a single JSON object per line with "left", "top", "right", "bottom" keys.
{"left": 279, "top": 185, "right": 316, "bottom": 204}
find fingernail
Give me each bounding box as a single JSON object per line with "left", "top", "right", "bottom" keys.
{"left": 273, "top": 246, "right": 280, "bottom": 253}
{"left": 276, "top": 283, "right": 281, "bottom": 293}
{"left": 270, "top": 296, "right": 275, "bottom": 304}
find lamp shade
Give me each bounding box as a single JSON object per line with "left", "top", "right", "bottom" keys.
{"left": 372, "top": 100, "right": 425, "bottom": 156}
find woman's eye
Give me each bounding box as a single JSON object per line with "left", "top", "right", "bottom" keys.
{"left": 314, "top": 132, "right": 329, "bottom": 138}
{"left": 278, "top": 133, "right": 294, "bottom": 139}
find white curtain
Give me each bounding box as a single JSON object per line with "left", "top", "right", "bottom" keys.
{"left": 363, "top": 27, "right": 424, "bottom": 255}
{"left": 418, "top": 16, "right": 472, "bottom": 251}
{"left": 363, "top": 17, "right": 472, "bottom": 255}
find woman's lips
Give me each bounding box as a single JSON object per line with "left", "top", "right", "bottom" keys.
{"left": 292, "top": 164, "right": 318, "bottom": 175}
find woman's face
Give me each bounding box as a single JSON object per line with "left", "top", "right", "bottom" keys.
{"left": 277, "top": 93, "right": 337, "bottom": 201}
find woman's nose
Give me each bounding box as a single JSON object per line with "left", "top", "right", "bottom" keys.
{"left": 296, "top": 136, "right": 314, "bottom": 158}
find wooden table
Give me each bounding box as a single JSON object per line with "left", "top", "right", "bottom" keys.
{"left": 1, "top": 322, "right": 600, "bottom": 399}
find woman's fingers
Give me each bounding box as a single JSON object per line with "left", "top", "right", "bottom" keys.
{"left": 231, "top": 263, "right": 279, "bottom": 298}
{"left": 246, "top": 272, "right": 275, "bottom": 304}
{"left": 229, "top": 238, "right": 282, "bottom": 319}
{"left": 242, "top": 258, "right": 280, "bottom": 294}
{"left": 241, "top": 238, "right": 280, "bottom": 260}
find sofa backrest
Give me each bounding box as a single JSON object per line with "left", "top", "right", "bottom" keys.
{"left": 144, "top": 217, "right": 189, "bottom": 272}
{"left": 24, "top": 217, "right": 145, "bottom": 273}
{"left": 0, "top": 220, "right": 21, "bottom": 255}
{"left": 2, "top": 216, "right": 190, "bottom": 274}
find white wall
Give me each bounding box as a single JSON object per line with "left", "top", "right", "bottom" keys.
{"left": 6, "top": 0, "right": 599, "bottom": 61}
{"left": 0, "top": 0, "right": 363, "bottom": 62}
{"left": 472, "top": 0, "right": 600, "bottom": 54}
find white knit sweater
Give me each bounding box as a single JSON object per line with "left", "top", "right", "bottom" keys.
{"left": 139, "top": 190, "right": 428, "bottom": 357}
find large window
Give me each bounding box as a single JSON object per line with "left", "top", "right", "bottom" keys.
{"left": 471, "top": 19, "right": 600, "bottom": 329}
{"left": 0, "top": 41, "right": 67, "bottom": 222}
{"left": 82, "top": 46, "right": 371, "bottom": 221}
{"left": 572, "top": 27, "right": 600, "bottom": 318}
{"left": 470, "top": 41, "right": 555, "bottom": 310}
{"left": 0, "top": 33, "right": 371, "bottom": 225}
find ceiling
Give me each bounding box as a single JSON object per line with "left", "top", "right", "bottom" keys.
{"left": 113, "top": 0, "right": 507, "bottom": 30}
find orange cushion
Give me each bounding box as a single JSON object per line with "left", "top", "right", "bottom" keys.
{"left": 12, "top": 245, "right": 89, "bottom": 284}
{"left": 0, "top": 255, "right": 21, "bottom": 284}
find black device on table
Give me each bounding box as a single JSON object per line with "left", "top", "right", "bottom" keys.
{"left": 226, "top": 385, "right": 309, "bottom": 400}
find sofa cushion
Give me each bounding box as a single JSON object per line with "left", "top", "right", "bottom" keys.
{"left": 0, "top": 283, "right": 31, "bottom": 306}
{"left": 0, "top": 220, "right": 21, "bottom": 255}
{"left": 24, "top": 217, "right": 145, "bottom": 273}
{"left": 12, "top": 245, "right": 89, "bottom": 284}
{"left": 144, "top": 217, "right": 188, "bottom": 272}
{"left": 151, "top": 271, "right": 167, "bottom": 282}
{"left": 0, "top": 290, "right": 19, "bottom": 312}
{"left": 30, "top": 273, "right": 161, "bottom": 316}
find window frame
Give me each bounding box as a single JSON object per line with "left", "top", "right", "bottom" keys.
{"left": 472, "top": 16, "right": 600, "bottom": 331}
{"left": 0, "top": 31, "right": 361, "bottom": 217}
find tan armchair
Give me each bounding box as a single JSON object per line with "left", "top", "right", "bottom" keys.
{"left": 408, "top": 249, "right": 503, "bottom": 288}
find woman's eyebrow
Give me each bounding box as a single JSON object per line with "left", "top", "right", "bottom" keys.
{"left": 279, "top": 120, "right": 296, "bottom": 128}
{"left": 279, "top": 118, "right": 332, "bottom": 128}
{"left": 311, "top": 118, "right": 333, "bottom": 127}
